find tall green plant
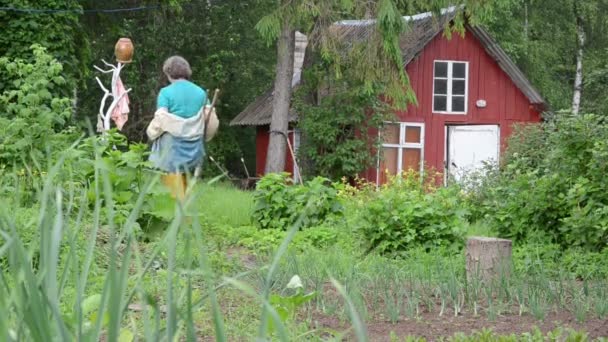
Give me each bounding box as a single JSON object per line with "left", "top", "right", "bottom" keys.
{"left": 0, "top": 138, "right": 231, "bottom": 341}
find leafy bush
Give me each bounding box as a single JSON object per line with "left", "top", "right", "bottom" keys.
{"left": 356, "top": 173, "right": 467, "bottom": 256}
{"left": 0, "top": 44, "right": 73, "bottom": 166}
{"left": 0, "top": 1, "right": 87, "bottom": 95}
{"left": 252, "top": 173, "right": 343, "bottom": 230}
{"left": 61, "top": 131, "right": 151, "bottom": 226}
{"left": 467, "top": 114, "right": 608, "bottom": 251}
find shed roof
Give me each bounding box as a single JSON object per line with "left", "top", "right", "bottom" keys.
{"left": 230, "top": 88, "right": 300, "bottom": 126}
{"left": 230, "top": 8, "right": 546, "bottom": 126}
{"left": 230, "top": 32, "right": 307, "bottom": 126}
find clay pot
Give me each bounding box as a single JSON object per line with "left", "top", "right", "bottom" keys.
{"left": 114, "top": 38, "right": 134, "bottom": 63}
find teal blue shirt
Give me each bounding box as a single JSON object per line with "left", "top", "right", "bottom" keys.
{"left": 157, "top": 80, "right": 208, "bottom": 118}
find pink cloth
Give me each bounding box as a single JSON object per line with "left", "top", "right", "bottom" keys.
{"left": 111, "top": 77, "right": 130, "bottom": 130}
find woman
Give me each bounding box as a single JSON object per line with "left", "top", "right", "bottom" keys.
{"left": 147, "top": 56, "right": 209, "bottom": 199}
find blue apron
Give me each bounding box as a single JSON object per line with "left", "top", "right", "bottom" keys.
{"left": 149, "top": 133, "right": 205, "bottom": 173}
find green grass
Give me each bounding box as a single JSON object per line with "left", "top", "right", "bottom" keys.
{"left": 188, "top": 181, "right": 254, "bottom": 228}
{"left": 464, "top": 221, "right": 499, "bottom": 238}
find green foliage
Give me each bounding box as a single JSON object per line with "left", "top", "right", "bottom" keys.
{"left": 0, "top": 159, "right": 230, "bottom": 342}
{"left": 294, "top": 64, "right": 391, "bottom": 180}
{"left": 268, "top": 275, "right": 315, "bottom": 334}
{"left": 252, "top": 172, "right": 343, "bottom": 230}
{"left": 0, "top": 45, "right": 73, "bottom": 166}
{"left": 78, "top": 132, "right": 150, "bottom": 226}
{"left": 44, "top": 130, "right": 161, "bottom": 231}
{"left": 513, "top": 242, "right": 608, "bottom": 279}
{"left": 485, "top": 0, "right": 608, "bottom": 112}
{"left": 0, "top": 0, "right": 88, "bottom": 95}
{"left": 467, "top": 114, "right": 608, "bottom": 251}
{"left": 355, "top": 173, "right": 467, "bottom": 255}
{"left": 583, "top": 51, "right": 608, "bottom": 115}
{"left": 441, "top": 327, "right": 592, "bottom": 342}
{"left": 230, "top": 223, "right": 347, "bottom": 254}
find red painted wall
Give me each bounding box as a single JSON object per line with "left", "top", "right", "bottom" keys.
{"left": 255, "top": 126, "right": 295, "bottom": 176}
{"left": 363, "top": 29, "right": 541, "bottom": 183}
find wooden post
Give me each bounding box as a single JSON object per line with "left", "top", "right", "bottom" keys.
{"left": 465, "top": 237, "right": 512, "bottom": 282}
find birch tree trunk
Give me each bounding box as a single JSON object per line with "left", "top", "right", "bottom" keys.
{"left": 523, "top": 1, "right": 529, "bottom": 42}
{"left": 572, "top": 14, "right": 585, "bottom": 115}
{"left": 265, "top": 18, "right": 295, "bottom": 173}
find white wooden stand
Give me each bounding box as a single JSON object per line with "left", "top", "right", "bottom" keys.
{"left": 94, "top": 59, "right": 132, "bottom": 133}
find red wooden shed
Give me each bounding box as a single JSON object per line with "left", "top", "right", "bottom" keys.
{"left": 230, "top": 7, "right": 546, "bottom": 184}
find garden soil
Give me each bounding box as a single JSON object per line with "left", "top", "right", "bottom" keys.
{"left": 314, "top": 310, "right": 608, "bottom": 340}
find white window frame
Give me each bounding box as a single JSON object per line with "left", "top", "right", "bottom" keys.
{"left": 376, "top": 122, "right": 425, "bottom": 185}
{"left": 432, "top": 60, "right": 469, "bottom": 114}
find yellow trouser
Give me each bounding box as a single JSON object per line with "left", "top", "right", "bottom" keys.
{"left": 161, "top": 173, "right": 187, "bottom": 201}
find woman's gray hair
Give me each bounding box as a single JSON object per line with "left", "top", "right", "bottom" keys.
{"left": 162, "top": 56, "right": 192, "bottom": 80}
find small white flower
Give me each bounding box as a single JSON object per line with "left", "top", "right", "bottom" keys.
{"left": 286, "top": 275, "right": 303, "bottom": 289}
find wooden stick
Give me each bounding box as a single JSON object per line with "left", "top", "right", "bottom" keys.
{"left": 210, "top": 88, "right": 220, "bottom": 107}
{"left": 204, "top": 88, "right": 220, "bottom": 134}
{"left": 195, "top": 89, "right": 221, "bottom": 178}
{"left": 285, "top": 134, "right": 303, "bottom": 184}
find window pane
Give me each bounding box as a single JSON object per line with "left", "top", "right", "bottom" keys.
{"left": 452, "top": 80, "right": 466, "bottom": 95}
{"left": 453, "top": 63, "right": 466, "bottom": 78}
{"left": 381, "top": 147, "right": 399, "bottom": 175}
{"left": 452, "top": 96, "right": 465, "bottom": 112}
{"left": 434, "top": 62, "right": 448, "bottom": 78}
{"left": 434, "top": 79, "right": 447, "bottom": 95}
{"left": 405, "top": 126, "right": 422, "bottom": 143}
{"left": 382, "top": 123, "right": 400, "bottom": 144}
{"left": 402, "top": 148, "right": 421, "bottom": 172}
{"left": 434, "top": 95, "right": 447, "bottom": 112}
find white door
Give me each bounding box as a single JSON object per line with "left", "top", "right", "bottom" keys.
{"left": 446, "top": 125, "right": 499, "bottom": 183}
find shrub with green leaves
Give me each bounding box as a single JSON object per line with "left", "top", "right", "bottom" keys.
{"left": 355, "top": 173, "right": 467, "bottom": 256}
{"left": 50, "top": 130, "right": 155, "bottom": 230}
{"left": 0, "top": 44, "right": 73, "bottom": 167}
{"left": 252, "top": 173, "right": 343, "bottom": 230}
{"left": 466, "top": 114, "right": 608, "bottom": 251}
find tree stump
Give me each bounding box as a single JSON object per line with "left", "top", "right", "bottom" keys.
{"left": 465, "top": 237, "right": 512, "bottom": 282}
